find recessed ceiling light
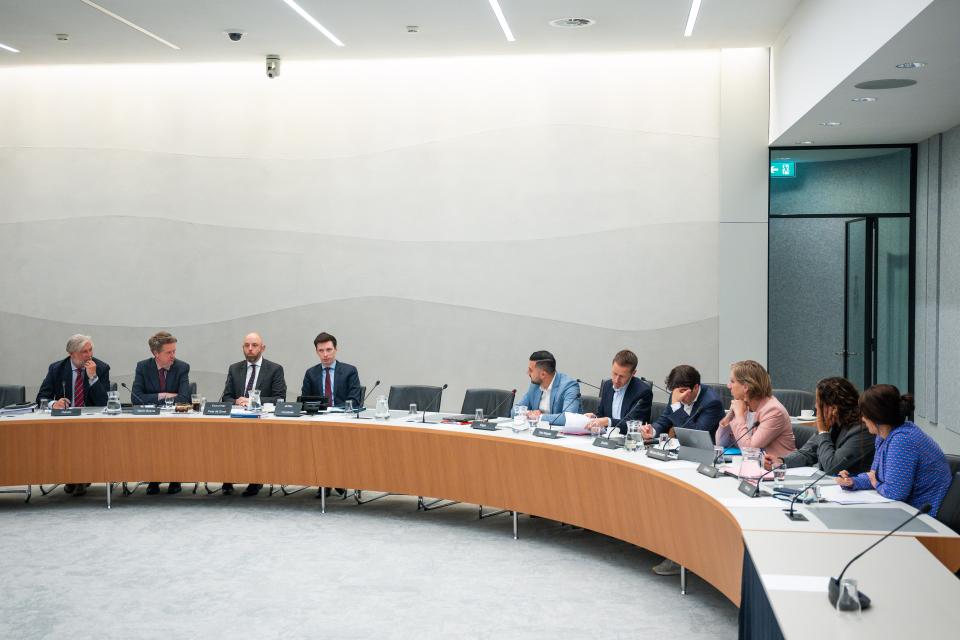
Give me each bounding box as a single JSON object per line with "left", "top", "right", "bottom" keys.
{"left": 896, "top": 61, "right": 926, "bottom": 69}
{"left": 0, "top": 42, "right": 19, "bottom": 53}
{"left": 855, "top": 79, "right": 916, "bottom": 90}
{"left": 79, "top": 0, "right": 180, "bottom": 50}
{"left": 684, "top": 0, "right": 703, "bottom": 37}
{"left": 851, "top": 97, "right": 877, "bottom": 102}
{"left": 549, "top": 18, "right": 595, "bottom": 29}
{"left": 795, "top": 141, "right": 815, "bottom": 145}
{"left": 488, "top": 0, "right": 515, "bottom": 42}
{"left": 818, "top": 122, "right": 842, "bottom": 127}
{"left": 280, "top": 0, "right": 344, "bottom": 47}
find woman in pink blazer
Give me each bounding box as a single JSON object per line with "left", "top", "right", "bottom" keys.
{"left": 715, "top": 360, "right": 797, "bottom": 459}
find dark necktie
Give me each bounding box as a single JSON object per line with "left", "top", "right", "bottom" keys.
{"left": 158, "top": 368, "right": 167, "bottom": 392}
{"left": 245, "top": 364, "right": 257, "bottom": 396}
{"left": 324, "top": 368, "right": 333, "bottom": 401}
{"left": 73, "top": 368, "right": 85, "bottom": 407}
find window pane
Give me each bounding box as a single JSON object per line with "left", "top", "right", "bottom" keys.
{"left": 770, "top": 148, "right": 911, "bottom": 215}
{"left": 875, "top": 217, "right": 911, "bottom": 390}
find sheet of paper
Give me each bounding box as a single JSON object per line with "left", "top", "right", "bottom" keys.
{"left": 560, "top": 412, "right": 591, "bottom": 435}
{"left": 819, "top": 484, "right": 895, "bottom": 505}
{"left": 784, "top": 466, "right": 820, "bottom": 477}
{"left": 761, "top": 574, "right": 829, "bottom": 593}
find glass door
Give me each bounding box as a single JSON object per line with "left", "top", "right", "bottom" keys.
{"left": 843, "top": 218, "right": 869, "bottom": 389}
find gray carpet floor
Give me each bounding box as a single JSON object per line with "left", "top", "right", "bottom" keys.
{"left": 0, "top": 486, "right": 738, "bottom": 639}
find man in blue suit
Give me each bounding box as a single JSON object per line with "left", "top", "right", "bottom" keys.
{"left": 645, "top": 364, "right": 725, "bottom": 440}
{"left": 584, "top": 350, "right": 652, "bottom": 435}
{"left": 132, "top": 331, "right": 191, "bottom": 495}
{"left": 516, "top": 350, "right": 581, "bottom": 426}
{"left": 300, "top": 332, "right": 362, "bottom": 408}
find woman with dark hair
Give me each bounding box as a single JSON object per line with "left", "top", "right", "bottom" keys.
{"left": 764, "top": 377, "right": 874, "bottom": 475}
{"left": 837, "top": 384, "right": 952, "bottom": 516}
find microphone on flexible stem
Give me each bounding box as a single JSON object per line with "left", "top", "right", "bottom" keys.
{"left": 738, "top": 463, "right": 783, "bottom": 498}
{"left": 639, "top": 376, "right": 670, "bottom": 398}
{"left": 356, "top": 380, "right": 380, "bottom": 417}
{"left": 546, "top": 392, "right": 581, "bottom": 429}
{"left": 421, "top": 384, "right": 448, "bottom": 423}
{"left": 60, "top": 381, "right": 70, "bottom": 407}
{"left": 828, "top": 503, "right": 932, "bottom": 611}
{"left": 576, "top": 378, "right": 602, "bottom": 392}
{"left": 783, "top": 469, "right": 830, "bottom": 521}
{"left": 485, "top": 389, "right": 517, "bottom": 421}
{"left": 679, "top": 406, "right": 703, "bottom": 431}
{"left": 121, "top": 382, "right": 147, "bottom": 406}
{"left": 607, "top": 387, "right": 659, "bottom": 439}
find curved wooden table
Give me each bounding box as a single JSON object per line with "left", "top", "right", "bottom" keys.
{"left": 3, "top": 415, "right": 958, "bottom": 607}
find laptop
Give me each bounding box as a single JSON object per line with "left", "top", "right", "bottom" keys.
{"left": 675, "top": 427, "right": 720, "bottom": 465}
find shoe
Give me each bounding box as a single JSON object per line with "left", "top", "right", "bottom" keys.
{"left": 167, "top": 482, "right": 182, "bottom": 495}
{"left": 146, "top": 483, "right": 160, "bottom": 495}
{"left": 242, "top": 484, "right": 262, "bottom": 497}
{"left": 64, "top": 484, "right": 76, "bottom": 494}
{"left": 222, "top": 483, "right": 235, "bottom": 495}
{"left": 73, "top": 485, "right": 87, "bottom": 497}
{"left": 652, "top": 558, "right": 681, "bottom": 576}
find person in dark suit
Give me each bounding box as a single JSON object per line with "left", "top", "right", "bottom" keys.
{"left": 131, "top": 331, "right": 191, "bottom": 495}
{"left": 646, "top": 364, "right": 725, "bottom": 440}
{"left": 301, "top": 331, "right": 361, "bottom": 499}
{"left": 221, "top": 332, "right": 287, "bottom": 496}
{"left": 300, "top": 332, "right": 362, "bottom": 408}
{"left": 36, "top": 334, "right": 111, "bottom": 496}
{"left": 584, "top": 350, "right": 652, "bottom": 435}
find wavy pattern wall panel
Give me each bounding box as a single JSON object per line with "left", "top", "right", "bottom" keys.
{"left": 0, "top": 52, "right": 723, "bottom": 408}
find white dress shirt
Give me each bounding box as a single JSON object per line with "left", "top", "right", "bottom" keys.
{"left": 539, "top": 377, "right": 554, "bottom": 413}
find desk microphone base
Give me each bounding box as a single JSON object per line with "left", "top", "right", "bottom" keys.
{"left": 783, "top": 509, "right": 808, "bottom": 521}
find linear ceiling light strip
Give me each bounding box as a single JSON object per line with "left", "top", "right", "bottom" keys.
{"left": 280, "top": 0, "right": 345, "bottom": 47}
{"left": 79, "top": 0, "right": 180, "bottom": 50}
{"left": 488, "top": 0, "right": 515, "bottom": 42}
{"left": 684, "top": 0, "right": 703, "bottom": 37}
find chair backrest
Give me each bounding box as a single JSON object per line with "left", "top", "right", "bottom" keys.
{"left": 388, "top": 385, "right": 443, "bottom": 412}
{"left": 189, "top": 382, "right": 198, "bottom": 396}
{"left": 0, "top": 384, "right": 26, "bottom": 407}
{"left": 460, "top": 388, "right": 516, "bottom": 418}
{"left": 580, "top": 395, "right": 600, "bottom": 415}
{"left": 651, "top": 401, "right": 667, "bottom": 423}
{"left": 937, "top": 472, "right": 960, "bottom": 534}
{"left": 792, "top": 424, "right": 817, "bottom": 449}
{"left": 358, "top": 386, "right": 367, "bottom": 405}
{"left": 703, "top": 383, "right": 732, "bottom": 408}
{"left": 946, "top": 454, "right": 960, "bottom": 478}
{"left": 773, "top": 388, "right": 815, "bottom": 416}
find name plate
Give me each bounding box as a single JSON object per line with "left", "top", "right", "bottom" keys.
{"left": 738, "top": 479, "right": 768, "bottom": 498}
{"left": 203, "top": 402, "right": 231, "bottom": 416}
{"left": 274, "top": 402, "right": 302, "bottom": 417}
{"left": 592, "top": 436, "right": 621, "bottom": 450}
{"left": 471, "top": 420, "right": 497, "bottom": 431}
{"left": 697, "top": 463, "right": 721, "bottom": 478}
{"left": 132, "top": 405, "right": 160, "bottom": 415}
{"left": 645, "top": 447, "right": 674, "bottom": 461}
{"left": 532, "top": 427, "right": 560, "bottom": 439}
{"left": 51, "top": 407, "right": 81, "bottom": 417}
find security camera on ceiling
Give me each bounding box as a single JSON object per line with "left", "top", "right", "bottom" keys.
{"left": 266, "top": 54, "right": 281, "bottom": 79}
{"left": 224, "top": 30, "right": 246, "bottom": 42}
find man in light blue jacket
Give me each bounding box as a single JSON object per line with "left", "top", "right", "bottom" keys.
{"left": 516, "top": 350, "right": 581, "bottom": 426}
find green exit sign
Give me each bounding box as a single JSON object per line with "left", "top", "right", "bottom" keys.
{"left": 770, "top": 160, "right": 796, "bottom": 178}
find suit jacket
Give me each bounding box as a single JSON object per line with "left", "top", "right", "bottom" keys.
{"left": 301, "top": 360, "right": 362, "bottom": 407}
{"left": 783, "top": 421, "right": 875, "bottom": 475}
{"left": 132, "top": 358, "right": 191, "bottom": 404}
{"left": 715, "top": 395, "right": 797, "bottom": 459}
{"left": 36, "top": 356, "right": 111, "bottom": 407}
{"left": 515, "top": 372, "right": 581, "bottom": 426}
{"left": 221, "top": 358, "right": 287, "bottom": 405}
{"left": 652, "top": 384, "right": 725, "bottom": 439}
{"left": 597, "top": 377, "right": 652, "bottom": 434}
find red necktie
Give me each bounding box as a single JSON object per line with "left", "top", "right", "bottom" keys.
{"left": 158, "top": 368, "right": 167, "bottom": 392}
{"left": 73, "top": 368, "right": 85, "bottom": 407}
{"left": 324, "top": 368, "right": 332, "bottom": 401}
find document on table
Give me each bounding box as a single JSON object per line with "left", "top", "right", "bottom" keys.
{"left": 783, "top": 466, "right": 820, "bottom": 477}
{"left": 560, "top": 412, "right": 591, "bottom": 435}
{"left": 819, "top": 484, "right": 894, "bottom": 505}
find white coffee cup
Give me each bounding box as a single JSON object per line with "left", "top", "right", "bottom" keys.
{"left": 800, "top": 409, "right": 815, "bottom": 419}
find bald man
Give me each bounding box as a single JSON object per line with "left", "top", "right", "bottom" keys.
{"left": 221, "top": 332, "right": 288, "bottom": 496}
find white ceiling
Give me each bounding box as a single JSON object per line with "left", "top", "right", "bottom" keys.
{"left": 772, "top": 0, "right": 960, "bottom": 146}
{"left": 0, "top": 0, "right": 799, "bottom": 65}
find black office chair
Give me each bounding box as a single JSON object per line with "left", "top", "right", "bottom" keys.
{"left": 580, "top": 395, "right": 600, "bottom": 415}
{"left": 387, "top": 385, "right": 443, "bottom": 412}
{"left": 937, "top": 472, "right": 960, "bottom": 535}
{"left": 773, "top": 388, "right": 815, "bottom": 416}
{"left": 703, "top": 383, "right": 732, "bottom": 408}
{"left": 945, "top": 454, "right": 960, "bottom": 478}
{"left": 650, "top": 401, "right": 667, "bottom": 424}
{"left": 0, "top": 384, "right": 26, "bottom": 407}
{"left": 792, "top": 424, "right": 817, "bottom": 449}
{"left": 460, "top": 388, "right": 515, "bottom": 418}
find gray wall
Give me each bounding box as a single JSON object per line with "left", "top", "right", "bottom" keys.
{"left": 916, "top": 126, "right": 960, "bottom": 453}
{"left": 0, "top": 52, "right": 769, "bottom": 409}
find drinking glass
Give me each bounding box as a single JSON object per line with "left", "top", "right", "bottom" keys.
{"left": 836, "top": 578, "right": 861, "bottom": 614}
{"left": 191, "top": 394, "right": 201, "bottom": 413}
{"left": 511, "top": 406, "right": 528, "bottom": 432}
{"left": 773, "top": 466, "right": 788, "bottom": 488}
{"left": 344, "top": 400, "right": 354, "bottom": 414}
{"left": 475, "top": 408, "right": 484, "bottom": 422}
{"left": 713, "top": 445, "right": 725, "bottom": 465}
{"left": 409, "top": 403, "right": 418, "bottom": 415}
{"left": 38, "top": 398, "right": 50, "bottom": 413}
{"left": 163, "top": 397, "right": 174, "bottom": 412}
{"left": 248, "top": 389, "right": 262, "bottom": 412}
{"left": 527, "top": 413, "right": 539, "bottom": 431}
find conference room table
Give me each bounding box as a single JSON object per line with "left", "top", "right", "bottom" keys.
{"left": 2, "top": 409, "right": 959, "bottom": 639}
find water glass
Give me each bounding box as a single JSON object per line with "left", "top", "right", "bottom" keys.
{"left": 713, "top": 445, "right": 724, "bottom": 465}
{"left": 248, "top": 389, "right": 262, "bottom": 412}
{"left": 802, "top": 484, "right": 822, "bottom": 504}
{"left": 773, "top": 465, "right": 788, "bottom": 488}
{"left": 344, "top": 400, "right": 354, "bottom": 414}
{"left": 836, "top": 578, "right": 861, "bottom": 614}
{"left": 475, "top": 408, "right": 484, "bottom": 422}
{"left": 38, "top": 398, "right": 50, "bottom": 413}
{"left": 409, "top": 403, "right": 418, "bottom": 415}
{"left": 163, "top": 397, "right": 175, "bottom": 412}
{"left": 527, "top": 414, "right": 539, "bottom": 431}
{"left": 191, "top": 394, "right": 201, "bottom": 413}
{"left": 513, "top": 405, "right": 528, "bottom": 426}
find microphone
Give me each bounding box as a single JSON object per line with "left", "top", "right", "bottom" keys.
{"left": 828, "top": 503, "right": 932, "bottom": 610}
{"left": 357, "top": 380, "right": 380, "bottom": 416}
{"left": 783, "top": 469, "right": 829, "bottom": 521}
{"left": 421, "top": 384, "right": 448, "bottom": 423}
{"left": 61, "top": 381, "right": 70, "bottom": 407}
{"left": 738, "top": 463, "right": 782, "bottom": 497}
{"left": 576, "top": 378, "right": 602, "bottom": 392}
{"left": 121, "top": 382, "right": 147, "bottom": 406}
{"left": 678, "top": 406, "right": 703, "bottom": 430}
{"left": 639, "top": 376, "right": 669, "bottom": 397}
{"left": 484, "top": 389, "right": 517, "bottom": 421}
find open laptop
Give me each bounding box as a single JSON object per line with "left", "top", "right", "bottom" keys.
{"left": 675, "top": 427, "right": 720, "bottom": 465}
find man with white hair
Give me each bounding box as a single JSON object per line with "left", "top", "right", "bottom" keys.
{"left": 36, "top": 334, "right": 112, "bottom": 496}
